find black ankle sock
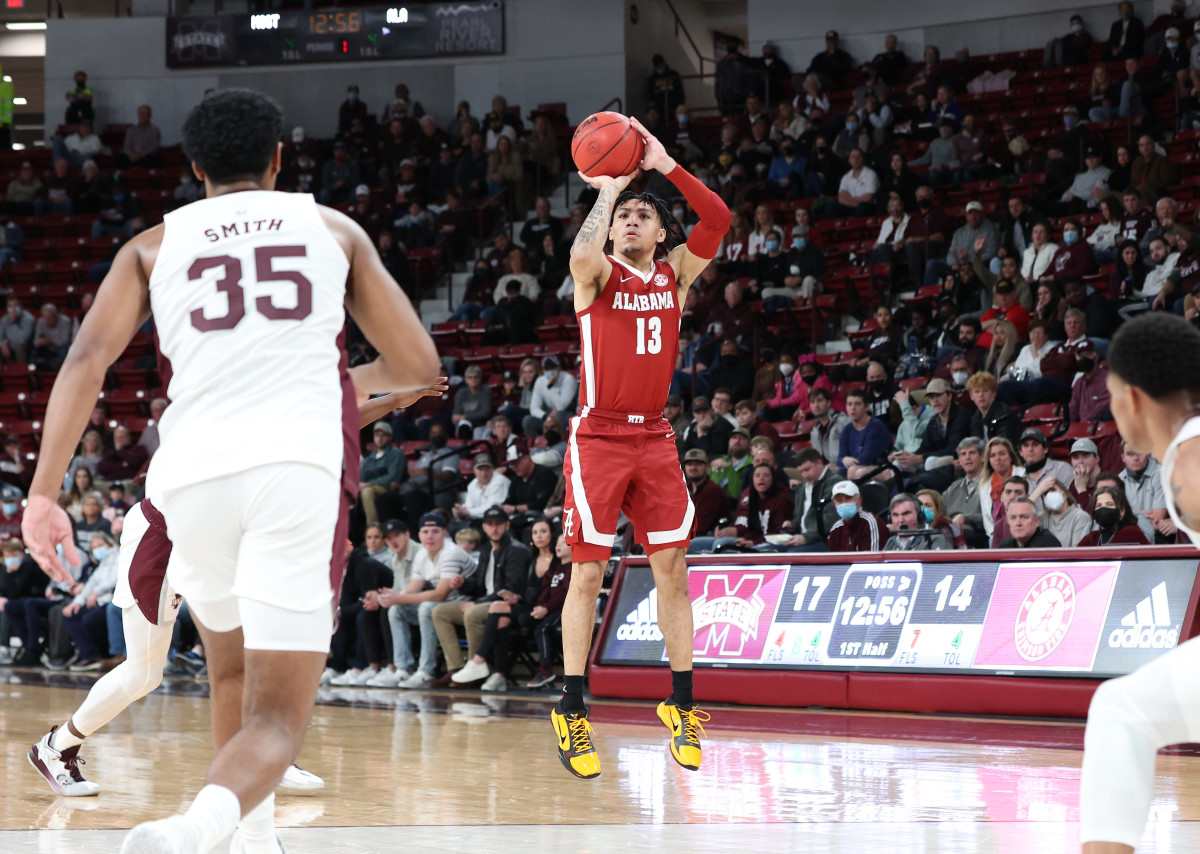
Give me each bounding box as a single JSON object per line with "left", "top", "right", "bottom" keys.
{"left": 670, "top": 669, "right": 694, "bottom": 707}
{"left": 560, "top": 675, "right": 586, "bottom": 713}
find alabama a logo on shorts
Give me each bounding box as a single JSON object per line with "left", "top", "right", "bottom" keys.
{"left": 562, "top": 508, "right": 575, "bottom": 537}
{"left": 1014, "top": 570, "right": 1076, "bottom": 661}
{"left": 653, "top": 273, "right": 670, "bottom": 287}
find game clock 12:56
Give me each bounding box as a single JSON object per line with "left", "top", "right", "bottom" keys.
{"left": 827, "top": 564, "right": 920, "bottom": 660}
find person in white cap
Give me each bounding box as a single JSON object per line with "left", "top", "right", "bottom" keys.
{"left": 1159, "top": 25, "right": 1190, "bottom": 95}
{"left": 825, "top": 480, "right": 886, "bottom": 552}
{"left": 1078, "top": 313, "right": 1200, "bottom": 852}
{"left": 922, "top": 200, "right": 999, "bottom": 286}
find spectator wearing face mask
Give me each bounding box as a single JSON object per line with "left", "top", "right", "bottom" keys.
{"left": 746, "top": 232, "right": 791, "bottom": 305}
{"left": 338, "top": 84, "right": 368, "bottom": 134}
{"left": 1069, "top": 343, "right": 1111, "bottom": 423}
{"left": 1037, "top": 220, "right": 1097, "bottom": 288}
{"left": 524, "top": 356, "right": 577, "bottom": 438}
{"left": 1044, "top": 105, "right": 1096, "bottom": 192}
{"left": 862, "top": 361, "right": 902, "bottom": 429}
{"left": 1155, "top": 27, "right": 1191, "bottom": 96}
{"left": 903, "top": 186, "right": 952, "bottom": 288}
{"left": 759, "top": 227, "right": 823, "bottom": 304}
{"left": 761, "top": 355, "right": 803, "bottom": 421}
{"left": 1018, "top": 428, "right": 1074, "bottom": 492}
{"left": 1045, "top": 14, "right": 1093, "bottom": 68}
{"left": 1078, "top": 486, "right": 1151, "bottom": 546}
{"left": 827, "top": 480, "right": 888, "bottom": 552}
{"left": 1030, "top": 477, "right": 1092, "bottom": 546}
{"left": 767, "top": 138, "right": 815, "bottom": 200}
{"left": 0, "top": 485, "right": 22, "bottom": 538}
{"left": 883, "top": 493, "right": 954, "bottom": 551}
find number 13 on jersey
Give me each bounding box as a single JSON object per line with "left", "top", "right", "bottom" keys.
{"left": 635, "top": 316, "right": 662, "bottom": 355}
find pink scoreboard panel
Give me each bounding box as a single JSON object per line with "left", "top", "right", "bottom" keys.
{"left": 595, "top": 549, "right": 1200, "bottom": 681}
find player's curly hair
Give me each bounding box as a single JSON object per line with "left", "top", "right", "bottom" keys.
{"left": 1108, "top": 313, "right": 1200, "bottom": 401}
{"left": 612, "top": 191, "right": 685, "bottom": 257}
{"left": 182, "top": 89, "right": 283, "bottom": 185}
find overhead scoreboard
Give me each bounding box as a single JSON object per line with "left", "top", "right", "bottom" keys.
{"left": 599, "top": 554, "right": 1199, "bottom": 681}
{"left": 166, "top": 2, "right": 504, "bottom": 69}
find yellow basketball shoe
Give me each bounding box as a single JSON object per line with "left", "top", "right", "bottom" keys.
{"left": 551, "top": 706, "right": 601, "bottom": 779}
{"left": 657, "top": 700, "right": 709, "bottom": 771}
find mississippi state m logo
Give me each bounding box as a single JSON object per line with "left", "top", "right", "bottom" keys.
{"left": 692, "top": 573, "right": 768, "bottom": 657}
{"left": 562, "top": 508, "right": 576, "bottom": 537}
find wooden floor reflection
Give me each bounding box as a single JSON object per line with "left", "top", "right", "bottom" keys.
{"left": 2, "top": 673, "right": 1199, "bottom": 852}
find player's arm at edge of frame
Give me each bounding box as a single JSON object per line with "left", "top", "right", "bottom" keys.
{"left": 323, "top": 207, "right": 441, "bottom": 397}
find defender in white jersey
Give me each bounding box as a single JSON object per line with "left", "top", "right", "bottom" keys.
{"left": 1080, "top": 313, "right": 1200, "bottom": 853}
{"left": 26, "top": 387, "right": 444, "bottom": 810}
{"left": 21, "top": 90, "right": 439, "bottom": 854}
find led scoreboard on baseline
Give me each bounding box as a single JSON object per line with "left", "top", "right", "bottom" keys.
{"left": 166, "top": 2, "right": 504, "bottom": 68}
{"left": 599, "top": 555, "right": 1200, "bottom": 679}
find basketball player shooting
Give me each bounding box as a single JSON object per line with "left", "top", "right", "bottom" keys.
{"left": 553, "top": 116, "right": 730, "bottom": 779}
{"left": 20, "top": 89, "right": 441, "bottom": 854}
{"left": 1080, "top": 313, "right": 1200, "bottom": 853}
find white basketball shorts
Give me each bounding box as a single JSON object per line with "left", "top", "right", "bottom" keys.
{"left": 158, "top": 462, "right": 342, "bottom": 651}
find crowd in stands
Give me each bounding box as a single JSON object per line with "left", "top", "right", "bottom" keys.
{"left": 4, "top": 5, "right": 1199, "bottom": 688}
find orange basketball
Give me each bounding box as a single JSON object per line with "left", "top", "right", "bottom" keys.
{"left": 571, "top": 111, "right": 645, "bottom": 179}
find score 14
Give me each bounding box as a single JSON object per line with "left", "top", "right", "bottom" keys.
{"left": 933, "top": 574, "right": 974, "bottom": 611}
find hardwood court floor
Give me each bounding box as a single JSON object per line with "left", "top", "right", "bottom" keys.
{"left": 2, "top": 672, "right": 1200, "bottom": 852}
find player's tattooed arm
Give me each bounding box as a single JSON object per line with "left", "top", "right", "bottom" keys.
{"left": 571, "top": 185, "right": 616, "bottom": 259}
{"left": 571, "top": 170, "right": 633, "bottom": 308}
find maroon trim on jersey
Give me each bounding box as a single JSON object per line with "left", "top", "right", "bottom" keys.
{"left": 328, "top": 487, "right": 352, "bottom": 621}
{"left": 129, "top": 498, "right": 175, "bottom": 625}
{"left": 152, "top": 329, "right": 174, "bottom": 405}
{"left": 330, "top": 324, "right": 358, "bottom": 602}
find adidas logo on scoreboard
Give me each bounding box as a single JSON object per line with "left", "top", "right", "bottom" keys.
{"left": 616, "top": 588, "right": 664, "bottom": 642}
{"left": 1107, "top": 582, "right": 1179, "bottom": 650}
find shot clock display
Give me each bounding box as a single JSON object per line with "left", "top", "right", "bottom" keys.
{"left": 598, "top": 556, "right": 1200, "bottom": 679}
{"left": 166, "top": 2, "right": 504, "bottom": 69}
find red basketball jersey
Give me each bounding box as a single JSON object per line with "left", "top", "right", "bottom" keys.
{"left": 577, "top": 255, "right": 681, "bottom": 414}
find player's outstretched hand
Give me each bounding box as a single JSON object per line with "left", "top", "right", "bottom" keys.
{"left": 628, "top": 116, "right": 675, "bottom": 174}
{"left": 577, "top": 170, "right": 637, "bottom": 193}
{"left": 21, "top": 494, "right": 80, "bottom": 584}
{"left": 380, "top": 378, "right": 450, "bottom": 410}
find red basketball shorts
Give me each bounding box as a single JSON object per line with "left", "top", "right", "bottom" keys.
{"left": 562, "top": 409, "right": 695, "bottom": 562}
